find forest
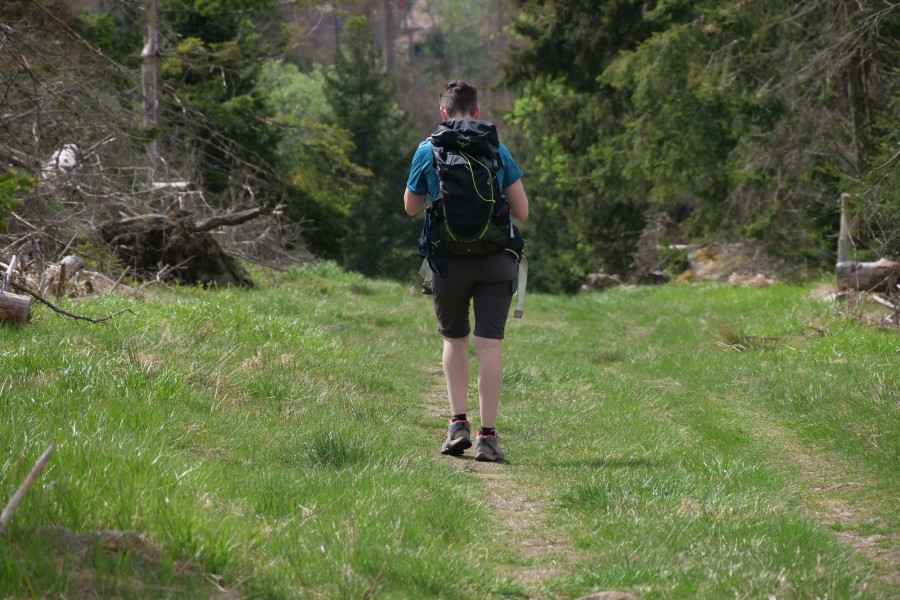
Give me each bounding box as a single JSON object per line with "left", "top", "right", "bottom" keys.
{"left": 1, "top": 0, "right": 898, "bottom": 293}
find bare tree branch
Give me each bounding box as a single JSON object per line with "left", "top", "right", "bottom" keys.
{"left": 0, "top": 445, "right": 56, "bottom": 533}
{"left": 194, "top": 206, "right": 267, "bottom": 232}
{"left": 11, "top": 281, "right": 135, "bottom": 323}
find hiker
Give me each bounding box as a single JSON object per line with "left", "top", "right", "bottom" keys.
{"left": 403, "top": 79, "right": 529, "bottom": 462}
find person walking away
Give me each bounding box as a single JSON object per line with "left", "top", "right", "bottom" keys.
{"left": 403, "top": 80, "right": 529, "bottom": 462}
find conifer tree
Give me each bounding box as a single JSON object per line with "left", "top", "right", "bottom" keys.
{"left": 324, "top": 16, "right": 419, "bottom": 280}
{"left": 504, "top": 0, "right": 900, "bottom": 291}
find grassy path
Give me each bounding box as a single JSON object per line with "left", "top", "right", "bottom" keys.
{"left": 1, "top": 264, "right": 897, "bottom": 598}
{"left": 420, "top": 282, "right": 898, "bottom": 598}
{"left": 423, "top": 365, "right": 574, "bottom": 596}
{"left": 492, "top": 284, "right": 898, "bottom": 598}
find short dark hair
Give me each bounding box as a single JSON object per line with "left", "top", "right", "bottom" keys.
{"left": 440, "top": 80, "right": 478, "bottom": 117}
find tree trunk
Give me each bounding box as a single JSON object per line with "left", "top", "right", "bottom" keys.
{"left": 141, "top": 0, "right": 162, "bottom": 177}
{"left": 836, "top": 258, "right": 900, "bottom": 293}
{"left": 0, "top": 292, "right": 32, "bottom": 323}
{"left": 837, "top": 193, "right": 857, "bottom": 264}
{"left": 385, "top": 0, "right": 395, "bottom": 72}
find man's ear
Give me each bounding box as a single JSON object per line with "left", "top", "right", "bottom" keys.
{"left": 474, "top": 107, "right": 480, "bottom": 119}
{"left": 440, "top": 107, "right": 450, "bottom": 121}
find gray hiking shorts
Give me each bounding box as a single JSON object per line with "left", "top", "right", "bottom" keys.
{"left": 431, "top": 252, "right": 518, "bottom": 340}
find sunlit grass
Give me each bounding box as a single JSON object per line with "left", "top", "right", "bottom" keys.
{"left": 1, "top": 266, "right": 897, "bottom": 598}
{"left": 503, "top": 283, "right": 898, "bottom": 598}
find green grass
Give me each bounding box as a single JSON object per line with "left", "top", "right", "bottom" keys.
{"left": 1, "top": 265, "right": 897, "bottom": 598}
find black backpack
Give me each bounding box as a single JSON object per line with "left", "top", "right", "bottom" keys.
{"left": 424, "top": 118, "right": 511, "bottom": 259}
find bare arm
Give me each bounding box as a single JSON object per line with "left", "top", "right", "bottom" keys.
{"left": 404, "top": 189, "right": 426, "bottom": 216}
{"left": 504, "top": 179, "right": 529, "bottom": 221}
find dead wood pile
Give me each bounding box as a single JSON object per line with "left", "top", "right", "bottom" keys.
{"left": 97, "top": 209, "right": 261, "bottom": 288}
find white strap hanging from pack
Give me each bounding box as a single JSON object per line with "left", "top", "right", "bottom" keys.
{"left": 514, "top": 255, "right": 528, "bottom": 319}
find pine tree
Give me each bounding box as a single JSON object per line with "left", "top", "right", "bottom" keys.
{"left": 325, "top": 16, "right": 419, "bottom": 280}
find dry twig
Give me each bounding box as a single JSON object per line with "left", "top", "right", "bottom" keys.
{"left": 11, "top": 281, "right": 134, "bottom": 323}
{"left": 0, "top": 445, "right": 56, "bottom": 534}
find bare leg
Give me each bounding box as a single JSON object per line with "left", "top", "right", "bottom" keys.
{"left": 442, "top": 336, "right": 470, "bottom": 416}
{"left": 474, "top": 336, "right": 503, "bottom": 428}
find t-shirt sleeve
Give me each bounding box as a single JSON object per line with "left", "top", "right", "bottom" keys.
{"left": 498, "top": 145, "right": 523, "bottom": 190}
{"left": 406, "top": 142, "right": 432, "bottom": 196}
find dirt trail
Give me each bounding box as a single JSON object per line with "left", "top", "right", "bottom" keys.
{"left": 422, "top": 365, "right": 634, "bottom": 599}
{"left": 735, "top": 403, "right": 899, "bottom": 586}
{"left": 422, "top": 365, "right": 569, "bottom": 595}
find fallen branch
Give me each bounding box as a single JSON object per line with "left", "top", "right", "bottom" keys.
{"left": 11, "top": 281, "right": 134, "bottom": 323}
{"left": 110, "top": 266, "right": 130, "bottom": 294}
{"left": 836, "top": 258, "right": 900, "bottom": 293}
{"left": 82, "top": 135, "right": 117, "bottom": 160}
{"left": 118, "top": 213, "right": 170, "bottom": 226}
{"left": 0, "top": 445, "right": 56, "bottom": 534}
{"left": 137, "top": 257, "right": 195, "bottom": 290}
{"left": 115, "top": 206, "right": 268, "bottom": 233}
{"left": 872, "top": 294, "right": 900, "bottom": 312}
{"left": 3, "top": 255, "right": 18, "bottom": 293}
{"left": 194, "top": 206, "right": 266, "bottom": 232}
{"left": 0, "top": 143, "right": 33, "bottom": 170}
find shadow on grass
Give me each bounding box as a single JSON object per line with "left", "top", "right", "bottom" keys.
{"left": 442, "top": 454, "right": 513, "bottom": 465}
{"left": 443, "top": 455, "right": 660, "bottom": 469}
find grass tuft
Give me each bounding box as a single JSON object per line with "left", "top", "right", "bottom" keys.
{"left": 300, "top": 431, "right": 368, "bottom": 468}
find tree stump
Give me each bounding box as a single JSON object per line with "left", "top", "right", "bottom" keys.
{"left": 0, "top": 291, "right": 31, "bottom": 323}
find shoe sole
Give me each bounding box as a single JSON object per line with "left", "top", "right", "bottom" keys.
{"left": 441, "top": 438, "right": 472, "bottom": 456}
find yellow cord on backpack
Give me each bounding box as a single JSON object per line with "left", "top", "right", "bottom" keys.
{"left": 460, "top": 152, "right": 495, "bottom": 204}
{"left": 444, "top": 151, "right": 495, "bottom": 241}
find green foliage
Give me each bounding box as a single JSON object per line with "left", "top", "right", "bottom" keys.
{"left": 505, "top": 0, "right": 665, "bottom": 92}
{"left": 0, "top": 171, "right": 34, "bottom": 230}
{"left": 73, "top": 240, "right": 125, "bottom": 275}
{"left": 507, "top": 74, "right": 647, "bottom": 289}
{"left": 257, "top": 61, "right": 366, "bottom": 258}
{"left": 74, "top": 10, "right": 142, "bottom": 68}
{"left": 657, "top": 244, "right": 690, "bottom": 277}
{"left": 161, "top": 1, "right": 284, "bottom": 197}
{"left": 502, "top": 1, "right": 674, "bottom": 291}
{"left": 505, "top": 0, "right": 900, "bottom": 292}
{"left": 258, "top": 62, "right": 333, "bottom": 124}
{"left": 848, "top": 60, "right": 900, "bottom": 259}
{"left": 324, "top": 17, "right": 419, "bottom": 281}
{"left": 159, "top": 3, "right": 403, "bottom": 266}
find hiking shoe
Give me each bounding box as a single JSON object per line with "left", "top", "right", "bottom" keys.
{"left": 475, "top": 432, "right": 505, "bottom": 462}
{"left": 441, "top": 420, "right": 472, "bottom": 456}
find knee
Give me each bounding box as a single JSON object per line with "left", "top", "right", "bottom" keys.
{"left": 443, "top": 335, "right": 469, "bottom": 346}
{"left": 443, "top": 336, "right": 469, "bottom": 354}
{"left": 473, "top": 336, "right": 502, "bottom": 355}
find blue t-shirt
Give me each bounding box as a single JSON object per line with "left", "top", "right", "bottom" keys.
{"left": 406, "top": 139, "right": 524, "bottom": 200}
